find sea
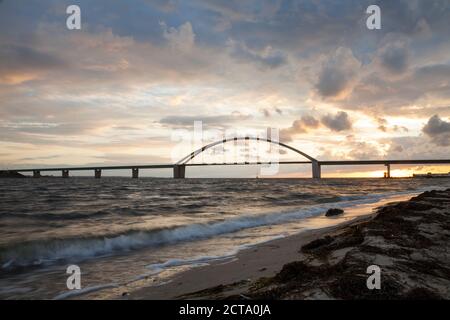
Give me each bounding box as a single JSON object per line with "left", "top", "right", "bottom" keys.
{"left": 1, "top": 177, "right": 449, "bottom": 299}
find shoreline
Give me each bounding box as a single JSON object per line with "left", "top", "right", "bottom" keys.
{"left": 120, "top": 191, "right": 438, "bottom": 300}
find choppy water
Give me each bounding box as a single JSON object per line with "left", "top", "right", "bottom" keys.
{"left": 1, "top": 177, "right": 449, "bottom": 299}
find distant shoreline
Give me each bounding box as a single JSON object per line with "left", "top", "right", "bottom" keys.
{"left": 123, "top": 188, "right": 450, "bottom": 300}
{"left": 2, "top": 173, "right": 450, "bottom": 179}
{"left": 0, "top": 171, "right": 26, "bottom": 178}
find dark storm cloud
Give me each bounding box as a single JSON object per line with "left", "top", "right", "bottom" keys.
{"left": 315, "top": 47, "right": 360, "bottom": 98}
{"left": 316, "top": 66, "right": 350, "bottom": 98}
{"left": 379, "top": 41, "right": 409, "bottom": 73}
{"left": 376, "top": 0, "right": 450, "bottom": 36}
{"left": 195, "top": 0, "right": 450, "bottom": 56}
{"left": 321, "top": 112, "right": 352, "bottom": 132}
{"left": 0, "top": 45, "right": 65, "bottom": 76}
{"left": 280, "top": 115, "right": 320, "bottom": 142}
{"left": 423, "top": 115, "right": 450, "bottom": 135}
{"left": 422, "top": 115, "right": 450, "bottom": 146}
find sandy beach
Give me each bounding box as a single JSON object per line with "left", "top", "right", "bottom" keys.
{"left": 122, "top": 188, "right": 450, "bottom": 300}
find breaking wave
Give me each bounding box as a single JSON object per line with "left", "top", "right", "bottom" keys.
{"left": 0, "top": 187, "right": 438, "bottom": 270}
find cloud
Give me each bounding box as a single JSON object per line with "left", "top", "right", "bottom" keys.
{"left": 262, "top": 107, "right": 284, "bottom": 118}
{"left": 262, "top": 109, "right": 271, "bottom": 117}
{"left": 378, "top": 40, "right": 410, "bottom": 73}
{"left": 228, "top": 40, "right": 286, "bottom": 69}
{"left": 377, "top": 117, "right": 388, "bottom": 132}
{"left": 422, "top": 115, "right": 450, "bottom": 146}
{"left": 159, "top": 113, "right": 252, "bottom": 128}
{"left": 315, "top": 47, "right": 360, "bottom": 99}
{"left": 386, "top": 135, "right": 450, "bottom": 159}
{"left": 317, "top": 131, "right": 450, "bottom": 162}
{"left": 321, "top": 111, "right": 352, "bottom": 132}
{"left": 0, "top": 45, "right": 65, "bottom": 84}
{"left": 161, "top": 21, "right": 196, "bottom": 52}
{"left": 317, "top": 135, "right": 384, "bottom": 161}
{"left": 1, "top": 0, "right": 450, "bottom": 170}
{"left": 19, "top": 155, "right": 60, "bottom": 161}
{"left": 340, "top": 64, "right": 450, "bottom": 117}
{"left": 376, "top": 117, "right": 408, "bottom": 132}
{"left": 280, "top": 115, "right": 320, "bottom": 141}
{"left": 347, "top": 141, "right": 383, "bottom": 160}
{"left": 146, "top": 0, "right": 177, "bottom": 13}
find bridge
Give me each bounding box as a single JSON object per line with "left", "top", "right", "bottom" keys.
{"left": 2, "top": 137, "right": 450, "bottom": 179}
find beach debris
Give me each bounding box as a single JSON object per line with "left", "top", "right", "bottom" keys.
{"left": 325, "top": 208, "right": 344, "bottom": 217}
{"left": 239, "top": 188, "right": 450, "bottom": 300}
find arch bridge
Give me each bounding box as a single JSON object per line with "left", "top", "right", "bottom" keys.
{"left": 173, "top": 136, "right": 321, "bottom": 178}
{"left": 2, "top": 137, "right": 450, "bottom": 179}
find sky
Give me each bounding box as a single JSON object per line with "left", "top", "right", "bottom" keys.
{"left": 0, "top": 0, "right": 449, "bottom": 177}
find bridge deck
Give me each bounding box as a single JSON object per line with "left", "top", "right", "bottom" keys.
{"left": 5, "top": 164, "right": 174, "bottom": 172}
{"left": 4, "top": 159, "right": 450, "bottom": 173}
{"left": 2, "top": 159, "right": 449, "bottom": 180}
{"left": 319, "top": 160, "right": 450, "bottom": 165}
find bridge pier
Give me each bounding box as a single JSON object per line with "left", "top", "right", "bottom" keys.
{"left": 312, "top": 161, "right": 321, "bottom": 179}
{"left": 173, "top": 165, "right": 186, "bottom": 179}
{"left": 385, "top": 164, "right": 391, "bottom": 179}
{"left": 94, "top": 169, "right": 102, "bottom": 179}
{"left": 33, "top": 170, "right": 41, "bottom": 178}
{"left": 132, "top": 168, "right": 139, "bottom": 179}
{"left": 62, "top": 169, "right": 69, "bottom": 178}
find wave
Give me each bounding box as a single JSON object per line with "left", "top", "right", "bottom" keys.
{"left": 53, "top": 283, "right": 118, "bottom": 300}
{"left": 0, "top": 187, "right": 438, "bottom": 270}
{"left": 0, "top": 205, "right": 322, "bottom": 269}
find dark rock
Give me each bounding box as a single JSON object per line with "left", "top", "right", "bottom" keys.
{"left": 274, "top": 261, "right": 319, "bottom": 283}
{"left": 301, "top": 235, "right": 334, "bottom": 252}
{"left": 325, "top": 208, "right": 344, "bottom": 217}
{"left": 302, "top": 227, "right": 364, "bottom": 254}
